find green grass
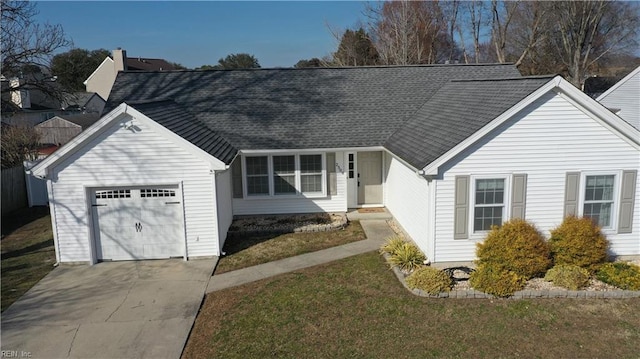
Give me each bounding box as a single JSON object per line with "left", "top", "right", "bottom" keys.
{"left": 215, "top": 221, "right": 366, "bottom": 274}
{"left": 184, "top": 252, "right": 640, "bottom": 359}
{"left": 1, "top": 207, "right": 56, "bottom": 312}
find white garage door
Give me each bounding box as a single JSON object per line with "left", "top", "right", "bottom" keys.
{"left": 91, "top": 186, "right": 185, "bottom": 261}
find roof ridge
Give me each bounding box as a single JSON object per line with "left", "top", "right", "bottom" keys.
{"left": 121, "top": 63, "right": 517, "bottom": 74}
{"left": 450, "top": 75, "right": 556, "bottom": 83}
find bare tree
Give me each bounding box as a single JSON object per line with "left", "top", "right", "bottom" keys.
{"left": 1, "top": 125, "right": 41, "bottom": 168}
{"left": 1, "top": 0, "right": 71, "bottom": 108}
{"left": 547, "top": 1, "right": 640, "bottom": 87}
{"left": 364, "top": 0, "right": 452, "bottom": 65}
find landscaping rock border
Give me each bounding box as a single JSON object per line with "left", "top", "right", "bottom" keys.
{"left": 227, "top": 213, "right": 348, "bottom": 239}
{"left": 385, "top": 254, "right": 640, "bottom": 299}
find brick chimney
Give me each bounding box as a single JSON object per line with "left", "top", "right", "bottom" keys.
{"left": 113, "top": 48, "right": 128, "bottom": 72}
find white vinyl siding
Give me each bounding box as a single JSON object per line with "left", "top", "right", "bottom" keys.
{"left": 215, "top": 169, "right": 233, "bottom": 250}
{"left": 383, "top": 154, "right": 432, "bottom": 258}
{"left": 597, "top": 68, "right": 640, "bottom": 130}
{"left": 233, "top": 151, "right": 346, "bottom": 215}
{"left": 49, "top": 113, "right": 221, "bottom": 262}
{"left": 433, "top": 91, "right": 640, "bottom": 263}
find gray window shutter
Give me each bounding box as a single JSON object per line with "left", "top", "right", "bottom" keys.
{"left": 511, "top": 174, "right": 527, "bottom": 219}
{"left": 564, "top": 172, "right": 580, "bottom": 217}
{"left": 454, "top": 175, "right": 469, "bottom": 239}
{"left": 232, "top": 157, "right": 243, "bottom": 198}
{"left": 326, "top": 153, "right": 337, "bottom": 196}
{"left": 618, "top": 170, "right": 637, "bottom": 234}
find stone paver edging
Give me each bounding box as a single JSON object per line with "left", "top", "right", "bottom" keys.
{"left": 387, "top": 256, "right": 640, "bottom": 299}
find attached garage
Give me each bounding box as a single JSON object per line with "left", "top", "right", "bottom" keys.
{"left": 30, "top": 102, "right": 236, "bottom": 264}
{"left": 91, "top": 186, "right": 185, "bottom": 261}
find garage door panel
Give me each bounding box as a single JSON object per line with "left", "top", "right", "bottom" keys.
{"left": 92, "top": 187, "right": 184, "bottom": 261}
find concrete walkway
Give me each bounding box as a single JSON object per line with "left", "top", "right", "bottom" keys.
{"left": 1, "top": 259, "right": 216, "bottom": 359}
{"left": 207, "top": 219, "right": 394, "bottom": 292}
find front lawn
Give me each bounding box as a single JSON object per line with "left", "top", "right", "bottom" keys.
{"left": 215, "top": 220, "right": 366, "bottom": 274}
{"left": 1, "top": 207, "right": 56, "bottom": 312}
{"left": 184, "top": 251, "right": 640, "bottom": 359}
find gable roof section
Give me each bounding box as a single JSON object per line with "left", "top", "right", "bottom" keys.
{"left": 385, "top": 76, "right": 553, "bottom": 169}
{"left": 105, "top": 64, "right": 522, "bottom": 150}
{"left": 30, "top": 102, "right": 229, "bottom": 178}
{"left": 126, "top": 57, "right": 177, "bottom": 71}
{"left": 417, "top": 75, "right": 640, "bottom": 175}
{"left": 596, "top": 66, "right": 640, "bottom": 101}
{"left": 129, "top": 99, "right": 237, "bottom": 164}
{"left": 83, "top": 57, "right": 114, "bottom": 85}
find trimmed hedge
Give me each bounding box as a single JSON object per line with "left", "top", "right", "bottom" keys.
{"left": 544, "top": 264, "right": 590, "bottom": 290}
{"left": 469, "top": 265, "right": 526, "bottom": 298}
{"left": 476, "top": 219, "right": 551, "bottom": 279}
{"left": 596, "top": 262, "right": 640, "bottom": 290}
{"left": 406, "top": 266, "right": 453, "bottom": 294}
{"left": 549, "top": 216, "right": 609, "bottom": 273}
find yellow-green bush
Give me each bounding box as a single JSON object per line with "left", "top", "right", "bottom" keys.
{"left": 475, "top": 219, "right": 551, "bottom": 279}
{"left": 405, "top": 266, "right": 453, "bottom": 294}
{"left": 596, "top": 262, "right": 640, "bottom": 290}
{"left": 379, "top": 235, "right": 406, "bottom": 256}
{"left": 469, "top": 265, "right": 526, "bottom": 298}
{"left": 544, "top": 264, "right": 590, "bottom": 290}
{"left": 549, "top": 216, "right": 609, "bottom": 273}
{"left": 387, "top": 242, "right": 426, "bottom": 273}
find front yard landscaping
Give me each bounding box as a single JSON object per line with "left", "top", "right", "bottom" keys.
{"left": 1, "top": 207, "right": 56, "bottom": 312}
{"left": 184, "top": 251, "right": 640, "bottom": 358}
{"left": 215, "top": 220, "right": 366, "bottom": 274}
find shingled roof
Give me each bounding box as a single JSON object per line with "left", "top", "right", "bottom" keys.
{"left": 385, "top": 76, "right": 553, "bottom": 169}
{"left": 106, "top": 64, "right": 535, "bottom": 167}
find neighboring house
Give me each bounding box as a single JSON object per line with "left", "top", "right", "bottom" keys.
{"left": 596, "top": 66, "right": 640, "bottom": 130}
{"left": 34, "top": 114, "right": 100, "bottom": 145}
{"left": 62, "top": 92, "right": 106, "bottom": 114}
{"left": 30, "top": 65, "right": 639, "bottom": 265}
{"left": 84, "top": 48, "right": 178, "bottom": 102}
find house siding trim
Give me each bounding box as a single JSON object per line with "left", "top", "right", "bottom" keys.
{"left": 421, "top": 76, "right": 640, "bottom": 176}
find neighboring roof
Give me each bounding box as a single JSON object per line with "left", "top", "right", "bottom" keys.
{"left": 597, "top": 66, "right": 640, "bottom": 101}
{"left": 61, "top": 92, "right": 104, "bottom": 110}
{"left": 129, "top": 99, "right": 237, "bottom": 164}
{"left": 34, "top": 114, "right": 100, "bottom": 129}
{"left": 106, "top": 64, "right": 522, "bottom": 151}
{"left": 385, "top": 76, "right": 553, "bottom": 169}
{"left": 126, "top": 57, "right": 177, "bottom": 71}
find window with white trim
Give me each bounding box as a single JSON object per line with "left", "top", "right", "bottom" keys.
{"left": 474, "top": 178, "right": 505, "bottom": 231}
{"left": 244, "top": 154, "right": 325, "bottom": 197}
{"left": 300, "top": 154, "right": 322, "bottom": 193}
{"left": 273, "top": 155, "right": 296, "bottom": 195}
{"left": 245, "top": 156, "right": 269, "bottom": 196}
{"left": 583, "top": 175, "right": 615, "bottom": 227}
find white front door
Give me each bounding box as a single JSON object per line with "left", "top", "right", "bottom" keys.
{"left": 346, "top": 152, "right": 358, "bottom": 208}
{"left": 91, "top": 186, "right": 184, "bottom": 261}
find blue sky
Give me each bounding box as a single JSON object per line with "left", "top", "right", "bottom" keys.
{"left": 35, "top": 1, "right": 367, "bottom": 68}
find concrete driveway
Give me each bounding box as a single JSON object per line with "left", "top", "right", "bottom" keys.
{"left": 1, "top": 259, "right": 216, "bottom": 359}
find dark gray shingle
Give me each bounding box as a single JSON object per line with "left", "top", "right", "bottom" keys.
{"left": 106, "top": 64, "right": 521, "bottom": 157}
{"left": 385, "top": 77, "right": 553, "bottom": 169}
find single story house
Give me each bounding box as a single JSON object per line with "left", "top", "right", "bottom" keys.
{"left": 30, "top": 64, "right": 639, "bottom": 265}
{"left": 596, "top": 66, "right": 640, "bottom": 131}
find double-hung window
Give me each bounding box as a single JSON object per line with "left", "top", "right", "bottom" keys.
{"left": 474, "top": 178, "right": 505, "bottom": 231}
{"left": 244, "top": 154, "right": 325, "bottom": 197}
{"left": 245, "top": 157, "right": 269, "bottom": 196}
{"left": 583, "top": 175, "right": 615, "bottom": 228}
{"left": 273, "top": 155, "right": 296, "bottom": 195}
{"left": 300, "top": 154, "right": 323, "bottom": 194}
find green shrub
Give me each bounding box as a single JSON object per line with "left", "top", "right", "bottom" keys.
{"left": 544, "top": 264, "right": 590, "bottom": 290}
{"left": 475, "top": 219, "right": 551, "bottom": 279}
{"left": 405, "top": 266, "right": 453, "bottom": 294}
{"left": 386, "top": 242, "right": 426, "bottom": 273}
{"left": 380, "top": 235, "right": 407, "bottom": 256}
{"left": 549, "top": 216, "right": 609, "bottom": 273}
{"left": 469, "top": 265, "right": 526, "bottom": 298}
{"left": 596, "top": 262, "right": 640, "bottom": 290}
